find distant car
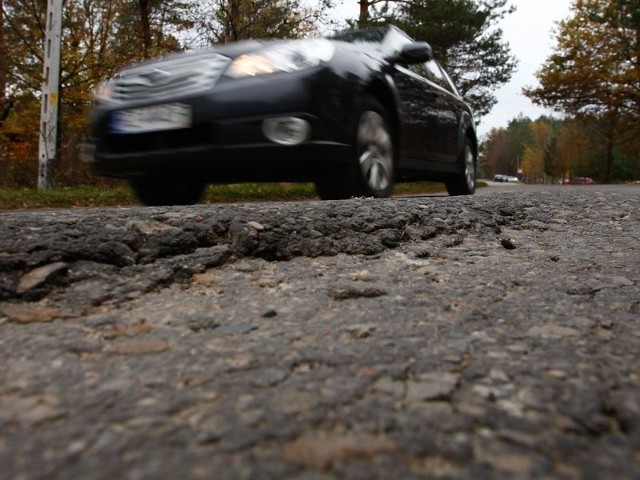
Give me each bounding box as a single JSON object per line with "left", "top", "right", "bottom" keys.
{"left": 85, "top": 26, "right": 477, "bottom": 205}
{"left": 493, "top": 174, "right": 518, "bottom": 183}
{"left": 564, "top": 177, "right": 595, "bottom": 185}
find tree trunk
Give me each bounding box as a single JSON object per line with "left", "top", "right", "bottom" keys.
{"left": 605, "top": 140, "right": 614, "bottom": 183}
{"left": 138, "top": 0, "right": 152, "bottom": 58}
{"left": 358, "top": 0, "right": 369, "bottom": 28}
{"left": 0, "top": 0, "right": 6, "bottom": 117}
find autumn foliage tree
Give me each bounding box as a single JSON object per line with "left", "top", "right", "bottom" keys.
{"left": 520, "top": 121, "right": 552, "bottom": 182}
{"left": 555, "top": 119, "right": 592, "bottom": 178}
{"left": 524, "top": 0, "right": 640, "bottom": 182}
{"left": 0, "top": 0, "right": 339, "bottom": 187}
{"left": 480, "top": 113, "right": 638, "bottom": 182}
{"left": 1, "top": 0, "right": 193, "bottom": 187}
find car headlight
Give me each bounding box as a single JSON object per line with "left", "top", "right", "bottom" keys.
{"left": 225, "top": 39, "right": 335, "bottom": 78}
{"left": 94, "top": 80, "right": 116, "bottom": 101}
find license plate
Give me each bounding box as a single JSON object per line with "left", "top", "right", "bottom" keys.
{"left": 110, "top": 103, "right": 192, "bottom": 134}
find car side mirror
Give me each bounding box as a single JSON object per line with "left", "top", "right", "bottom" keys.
{"left": 392, "top": 42, "right": 434, "bottom": 64}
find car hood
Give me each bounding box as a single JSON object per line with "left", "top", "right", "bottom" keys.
{"left": 118, "top": 37, "right": 382, "bottom": 74}
{"left": 120, "top": 40, "right": 267, "bottom": 72}
{"left": 98, "top": 37, "right": 385, "bottom": 105}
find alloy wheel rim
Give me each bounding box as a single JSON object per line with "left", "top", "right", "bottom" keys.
{"left": 358, "top": 111, "right": 393, "bottom": 192}
{"left": 464, "top": 145, "right": 475, "bottom": 191}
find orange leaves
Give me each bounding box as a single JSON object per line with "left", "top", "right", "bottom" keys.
{"left": 525, "top": 0, "right": 640, "bottom": 118}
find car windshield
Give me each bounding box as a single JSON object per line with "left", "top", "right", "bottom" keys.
{"left": 329, "top": 26, "right": 416, "bottom": 58}
{"left": 329, "top": 28, "right": 387, "bottom": 45}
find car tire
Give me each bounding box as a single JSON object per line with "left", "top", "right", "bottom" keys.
{"left": 315, "top": 96, "right": 394, "bottom": 199}
{"left": 130, "top": 177, "right": 205, "bottom": 206}
{"left": 446, "top": 137, "right": 476, "bottom": 196}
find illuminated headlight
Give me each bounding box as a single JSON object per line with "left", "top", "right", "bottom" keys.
{"left": 93, "top": 80, "right": 116, "bottom": 101}
{"left": 225, "top": 39, "right": 335, "bottom": 78}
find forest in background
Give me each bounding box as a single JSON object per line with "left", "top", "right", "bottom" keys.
{"left": 0, "top": 0, "right": 638, "bottom": 188}
{"left": 481, "top": 0, "right": 640, "bottom": 183}
{"left": 480, "top": 114, "right": 639, "bottom": 184}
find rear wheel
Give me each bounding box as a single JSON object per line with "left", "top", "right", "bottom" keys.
{"left": 315, "top": 96, "right": 394, "bottom": 199}
{"left": 130, "top": 177, "right": 205, "bottom": 206}
{"left": 446, "top": 138, "right": 476, "bottom": 196}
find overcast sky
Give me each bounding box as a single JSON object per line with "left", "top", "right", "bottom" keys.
{"left": 329, "top": 0, "right": 574, "bottom": 138}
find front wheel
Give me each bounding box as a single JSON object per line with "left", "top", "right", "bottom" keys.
{"left": 315, "top": 96, "right": 394, "bottom": 199}
{"left": 446, "top": 139, "right": 476, "bottom": 196}
{"left": 130, "top": 177, "right": 205, "bottom": 206}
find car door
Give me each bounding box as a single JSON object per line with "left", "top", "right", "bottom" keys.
{"left": 380, "top": 27, "right": 460, "bottom": 166}
{"left": 391, "top": 59, "right": 460, "bottom": 165}
{"left": 391, "top": 63, "right": 435, "bottom": 161}
{"left": 422, "top": 60, "right": 462, "bottom": 162}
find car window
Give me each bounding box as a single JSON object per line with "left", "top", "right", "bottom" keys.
{"left": 329, "top": 28, "right": 386, "bottom": 46}
{"left": 330, "top": 26, "right": 461, "bottom": 95}
{"left": 408, "top": 62, "right": 429, "bottom": 79}
{"left": 425, "top": 60, "right": 459, "bottom": 95}
{"left": 381, "top": 29, "right": 414, "bottom": 58}
{"left": 439, "top": 65, "right": 460, "bottom": 96}
{"left": 425, "top": 60, "right": 448, "bottom": 89}
{"left": 331, "top": 26, "right": 426, "bottom": 64}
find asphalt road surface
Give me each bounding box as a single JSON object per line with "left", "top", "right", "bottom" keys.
{"left": 1, "top": 184, "right": 639, "bottom": 479}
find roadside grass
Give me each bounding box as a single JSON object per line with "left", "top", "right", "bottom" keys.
{"left": 0, "top": 181, "right": 466, "bottom": 210}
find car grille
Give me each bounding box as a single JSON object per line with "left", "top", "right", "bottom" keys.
{"left": 111, "top": 53, "right": 231, "bottom": 102}
{"left": 103, "top": 124, "right": 217, "bottom": 154}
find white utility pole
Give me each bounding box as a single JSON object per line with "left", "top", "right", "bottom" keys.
{"left": 38, "top": 0, "right": 63, "bottom": 190}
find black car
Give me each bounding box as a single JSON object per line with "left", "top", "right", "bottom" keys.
{"left": 86, "top": 26, "right": 477, "bottom": 205}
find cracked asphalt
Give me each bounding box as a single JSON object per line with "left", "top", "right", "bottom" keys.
{"left": 1, "top": 185, "right": 639, "bottom": 479}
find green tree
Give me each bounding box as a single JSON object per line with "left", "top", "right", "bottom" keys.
{"left": 478, "top": 126, "right": 510, "bottom": 175}
{"left": 356, "top": 0, "right": 390, "bottom": 27}
{"left": 505, "top": 115, "right": 532, "bottom": 175}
